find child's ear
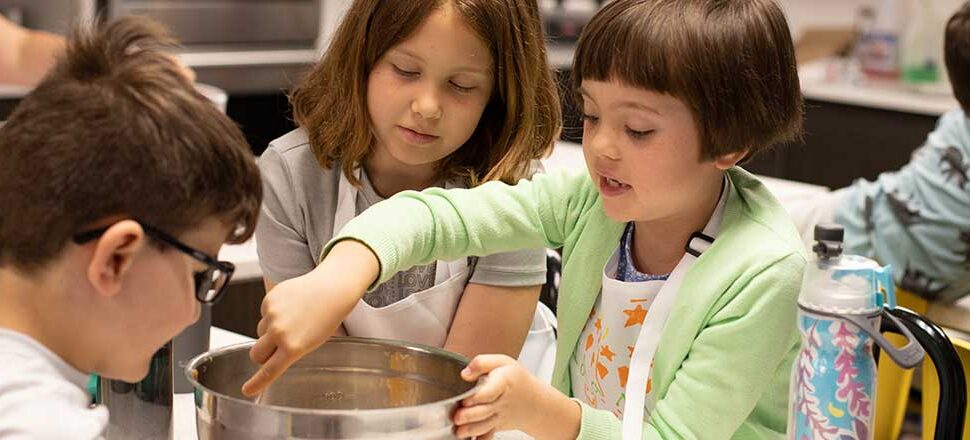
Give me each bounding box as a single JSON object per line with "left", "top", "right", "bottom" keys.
{"left": 713, "top": 149, "right": 749, "bottom": 170}
{"left": 87, "top": 220, "right": 146, "bottom": 298}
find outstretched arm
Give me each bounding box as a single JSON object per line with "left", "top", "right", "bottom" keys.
{"left": 0, "top": 15, "right": 64, "bottom": 86}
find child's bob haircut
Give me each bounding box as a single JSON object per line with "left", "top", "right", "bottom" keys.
{"left": 291, "top": 0, "right": 561, "bottom": 186}
{"left": 0, "top": 17, "right": 262, "bottom": 271}
{"left": 573, "top": 0, "right": 804, "bottom": 160}
{"left": 946, "top": 1, "right": 970, "bottom": 113}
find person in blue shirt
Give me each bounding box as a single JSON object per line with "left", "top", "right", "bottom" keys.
{"left": 787, "top": 1, "right": 970, "bottom": 302}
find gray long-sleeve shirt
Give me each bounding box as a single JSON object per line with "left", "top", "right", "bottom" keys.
{"left": 255, "top": 129, "right": 547, "bottom": 307}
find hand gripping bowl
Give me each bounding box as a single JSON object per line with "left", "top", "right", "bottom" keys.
{"left": 185, "top": 337, "right": 479, "bottom": 439}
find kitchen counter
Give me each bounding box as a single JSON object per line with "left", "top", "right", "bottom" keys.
{"left": 0, "top": 84, "right": 29, "bottom": 100}
{"left": 174, "top": 327, "right": 253, "bottom": 439}
{"left": 218, "top": 239, "right": 261, "bottom": 283}
{"left": 547, "top": 43, "right": 576, "bottom": 70}
{"left": 178, "top": 49, "right": 319, "bottom": 69}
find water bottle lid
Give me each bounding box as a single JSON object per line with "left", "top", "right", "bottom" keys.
{"left": 800, "top": 224, "right": 895, "bottom": 314}
{"left": 814, "top": 224, "right": 845, "bottom": 242}
{"left": 812, "top": 224, "right": 844, "bottom": 259}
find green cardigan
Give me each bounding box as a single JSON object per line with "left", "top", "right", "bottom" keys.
{"left": 327, "top": 167, "right": 807, "bottom": 439}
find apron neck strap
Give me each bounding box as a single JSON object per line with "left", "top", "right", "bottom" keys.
{"left": 620, "top": 176, "right": 729, "bottom": 439}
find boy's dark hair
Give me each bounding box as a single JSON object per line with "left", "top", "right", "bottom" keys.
{"left": 573, "top": 0, "right": 804, "bottom": 160}
{"left": 946, "top": 1, "right": 970, "bottom": 113}
{"left": 0, "top": 17, "right": 261, "bottom": 271}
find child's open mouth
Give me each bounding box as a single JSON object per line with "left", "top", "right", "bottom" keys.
{"left": 599, "top": 175, "right": 632, "bottom": 196}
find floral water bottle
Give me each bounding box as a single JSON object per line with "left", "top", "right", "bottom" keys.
{"left": 788, "top": 224, "right": 924, "bottom": 440}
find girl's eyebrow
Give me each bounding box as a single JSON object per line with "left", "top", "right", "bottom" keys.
{"left": 616, "top": 100, "right": 661, "bottom": 115}
{"left": 579, "top": 87, "right": 660, "bottom": 115}
{"left": 390, "top": 47, "right": 424, "bottom": 62}
{"left": 390, "top": 47, "right": 491, "bottom": 76}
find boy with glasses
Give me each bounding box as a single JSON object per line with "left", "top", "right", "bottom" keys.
{"left": 0, "top": 17, "right": 261, "bottom": 438}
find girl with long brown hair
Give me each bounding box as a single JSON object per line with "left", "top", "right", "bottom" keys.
{"left": 251, "top": 0, "right": 562, "bottom": 388}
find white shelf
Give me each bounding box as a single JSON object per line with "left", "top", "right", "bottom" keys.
{"left": 218, "top": 239, "right": 262, "bottom": 283}
{"left": 798, "top": 59, "right": 959, "bottom": 117}
{"left": 547, "top": 43, "right": 576, "bottom": 70}
{"left": 177, "top": 49, "right": 319, "bottom": 68}
{"left": 0, "top": 84, "right": 28, "bottom": 99}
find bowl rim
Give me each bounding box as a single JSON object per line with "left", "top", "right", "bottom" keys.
{"left": 183, "top": 336, "right": 482, "bottom": 416}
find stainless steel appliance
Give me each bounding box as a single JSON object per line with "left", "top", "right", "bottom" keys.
{"left": 104, "top": 0, "right": 320, "bottom": 49}
{"left": 103, "top": 0, "right": 334, "bottom": 93}
{"left": 0, "top": 0, "right": 96, "bottom": 34}
{"left": 97, "top": 342, "right": 174, "bottom": 439}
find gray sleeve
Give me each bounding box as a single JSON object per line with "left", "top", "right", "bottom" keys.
{"left": 467, "top": 246, "right": 548, "bottom": 287}
{"left": 254, "top": 147, "right": 316, "bottom": 284}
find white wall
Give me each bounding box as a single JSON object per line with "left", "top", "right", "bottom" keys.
{"left": 316, "top": 1, "right": 967, "bottom": 59}
{"left": 778, "top": 0, "right": 964, "bottom": 39}
{"left": 318, "top": 0, "right": 354, "bottom": 51}
{"left": 316, "top": 0, "right": 965, "bottom": 45}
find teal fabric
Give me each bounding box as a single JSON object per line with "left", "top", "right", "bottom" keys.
{"left": 836, "top": 109, "right": 970, "bottom": 300}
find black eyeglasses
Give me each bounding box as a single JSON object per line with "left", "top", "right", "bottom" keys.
{"left": 73, "top": 221, "right": 235, "bottom": 304}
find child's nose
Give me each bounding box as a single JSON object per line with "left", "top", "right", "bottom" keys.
{"left": 410, "top": 86, "right": 443, "bottom": 120}
{"left": 586, "top": 129, "right": 620, "bottom": 161}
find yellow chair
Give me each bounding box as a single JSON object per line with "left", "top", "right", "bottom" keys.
{"left": 921, "top": 336, "right": 970, "bottom": 440}
{"left": 873, "top": 289, "right": 929, "bottom": 440}
{"left": 874, "top": 288, "right": 970, "bottom": 439}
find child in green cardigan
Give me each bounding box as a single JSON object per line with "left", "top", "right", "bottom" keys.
{"left": 244, "top": 0, "right": 807, "bottom": 438}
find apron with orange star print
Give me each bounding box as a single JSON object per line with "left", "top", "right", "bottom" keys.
{"left": 569, "top": 178, "right": 728, "bottom": 437}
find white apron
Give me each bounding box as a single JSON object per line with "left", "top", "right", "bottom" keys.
{"left": 332, "top": 170, "right": 557, "bottom": 380}
{"left": 616, "top": 182, "right": 727, "bottom": 440}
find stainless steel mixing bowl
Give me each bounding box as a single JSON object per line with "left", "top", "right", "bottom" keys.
{"left": 185, "top": 337, "right": 479, "bottom": 439}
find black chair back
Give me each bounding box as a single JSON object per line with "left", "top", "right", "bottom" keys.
{"left": 880, "top": 307, "right": 967, "bottom": 439}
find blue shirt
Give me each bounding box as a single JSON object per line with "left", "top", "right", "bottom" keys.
{"left": 616, "top": 223, "right": 670, "bottom": 282}
{"left": 835, "top": 109, "right": 970, "bottom": 300}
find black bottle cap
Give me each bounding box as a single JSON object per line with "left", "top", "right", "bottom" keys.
{"left": 814, "top": 224, "right": 845, "bottom": 242}
{"left": 812, "top": 223, "right": 844, "bottom": 259}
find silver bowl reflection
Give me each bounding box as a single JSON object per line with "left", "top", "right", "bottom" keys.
{"left": 185, "top": 337, "right": 478, "bottom": 439}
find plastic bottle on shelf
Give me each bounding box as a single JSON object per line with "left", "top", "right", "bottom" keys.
{"left": 546, "top": 0, "right": 598, "bottom": 43}
{"left": 900, "top": 0, "right": 943, "bottom": 84}
{"left": 538, "top": 0, "right": 558, "bottom": 17}
{"left": 841, "top": 6, "right": 877, "bottom": 84}
{"left": 563, "top": 0, "right": 598, "bottom": 15}
{"left": 857, "top": 0, "right": 905, "bottom": 79}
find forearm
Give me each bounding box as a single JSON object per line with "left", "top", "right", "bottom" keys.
{"left": 444, "top": 284, "right": 540, "bottom": 359}
{"left": 329, "top": 176, "right": 576, "bottom": 285}
{"left": 17, "top": 29, "right": 63, "bottom": 85}
{"left": 0, "top": 16, "right": 63, "bottom": 86}
{"left": 306, "top": 239, "right": 380, "bottom": 319}
{"left": 525, "top": 384, "right": 582, "bottom": 439}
